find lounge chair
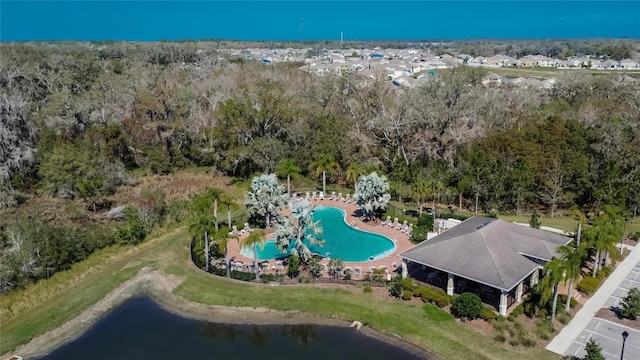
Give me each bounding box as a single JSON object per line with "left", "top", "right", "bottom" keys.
{"left": 244, "top": 223, "right": 253, "bottom": 233}
{"left": 354, "top": 267, "right": 362, "bottom": 277}
{"left": 331, "top": 191, "right": 336, "bottom": 200}
{"left": 369, "top": 266, "right": 377, "bottom": 273}
{"left": 305, "top": 191, "right": 311, "bottom": 200}
{"left": 338, "top": 193, "right": 343, "bottom": 201}
{"left": 381, "top": 216, "right": 391, "bottom": 226}
{"left": 379, "top": 266, "right": 388, "bottom": 273}
{"left": 392, "top": 218, "right": 400, "bottom": 229}
{"left": 231, "top": 225, "right": 239, "bottom": 236}
{"left": 319, "top": 192, "right": 324, "bottom": 200}
{"left": 261, "top": 262, "right": 270, "bottom": 272}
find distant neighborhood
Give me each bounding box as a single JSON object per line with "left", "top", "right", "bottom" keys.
{"left": 222, "top": 47, "right": 640, "bottom": 89}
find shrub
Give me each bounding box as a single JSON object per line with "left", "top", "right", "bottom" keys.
{"left": 494, "top": 334, "right": 506, "bottom": 343}
{"left": 402, "top": 290, "right": 413, "bottom": 300}
{"left": 451, "top": 292, "right": 483, "bottom": 320}
{"left": 388, "top": 276, "right": 404, "bottom": 298}
{"left": 363, "top": 285, "right": 373, "bottom": 293}
{"left": 631, "top": 231, "right": 640, "bottom": 241}
{"left": 401, "top": 278, "right": 416, "bottom": 292}
{"left": 621, "top": 287, "right": 640, "bottom": 320}
{"left": 520, "top": 336, "right": 536, "bottom": 347}
{"left": 480, "top": 307, "right": 499, "bottom": 321}
{"left": 584, "top": 338, "right": 605, "bottom": 360}
{"left": 557, "top": 294, "right": 578, "bottom": 308}
{"left": 535, "top": 318, "right": 555, "bottom": 340}
{"left": 419, "top": 287, "right": 451, "bottom": 307}
{"left": 600, "top": 266, "right": 613, "bottom": 277}
{"left": 557, "top": 311, "right": 571, "bottom": 325}
{"left": 577, "top": 277, "right": 601, "bottom": 295}
{"left": 508, "top": 304, "right": 525, "bottom": 321}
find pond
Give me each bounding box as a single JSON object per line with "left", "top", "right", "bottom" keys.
{"left": 36, "top": 297, "right": 426, "bottom": 360}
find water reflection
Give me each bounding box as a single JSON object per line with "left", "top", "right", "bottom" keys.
{"left": 38, "top": 297, "right": 426, "bottom": 360}
{"left": 281, "top": 324, "right": 319, "bottom": 348}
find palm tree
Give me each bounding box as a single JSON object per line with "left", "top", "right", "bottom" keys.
{"left": 274, "top": 201, "right": 324, "bottom": 263}
{"left": 188, "top": 214, "right": 216, "bottom": 271}
{"left": 211, "top": 228, "right": 237, "bottom": 278}
{"left": 537, "top": 257, "right": 566, "bottom": 321}
{"left": 276, "top": 158, "right": 301, "bottom": 196}
{"left": 245, "top": 174, "right": 287, "bottom": 228}
{"left": 412, "top": 178, "right": 430, "bottom": 215}
{"left": 558, "top": 243, "right": 586, "bottom": 311}
{"left": 310, "top": 153, "right": 339, "bottom": 195}
{"left": 241, "top": 230, "right": 266, "bottom": 281}
{"left": 219, "top": 193, "right": 239, "bottom": 229}
{"left": 346, "top": 162, "right": 362, "bottom": 186}
{"left": 205, "top": 188, "right": 225, "bottom": 231}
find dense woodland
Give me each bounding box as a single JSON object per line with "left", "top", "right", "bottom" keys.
{"left": 1, "top": 41, "right": 639, "bottom": 293}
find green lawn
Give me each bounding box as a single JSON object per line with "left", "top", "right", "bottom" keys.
{"left": 0, "top": 226, "right": 561, "bottom": 360}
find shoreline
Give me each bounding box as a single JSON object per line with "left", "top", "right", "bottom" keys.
{"left": 4, "top": 267, "right": 435, "bottom": 360}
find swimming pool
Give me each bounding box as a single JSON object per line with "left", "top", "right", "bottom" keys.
{"left": 241, "top": 206, "right": 395, "bottom": 262}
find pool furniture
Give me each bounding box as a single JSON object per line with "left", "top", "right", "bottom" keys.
{"left": 319, "top": 192, "right": 324, "bottom": 200}
{"left": 392, "top": 218, "right": 400, "bottom": 229}
{"left": 244, "top": 223, "right": 253, "bottom": 233}
{"left": 382, "top": 216, "right": 391, "bottom": 226}
{"left": 354, "top": 267, "right": 362, "bottom": 277}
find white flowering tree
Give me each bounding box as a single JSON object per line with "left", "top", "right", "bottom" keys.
{"left": 356, "top": 172, "right": 391, "bottom": 221}
{"left": 244, "top": 174, "right": 287, "bottom": 228}
{"left": 274, "top": 201, "right": 324, "bottom": 263}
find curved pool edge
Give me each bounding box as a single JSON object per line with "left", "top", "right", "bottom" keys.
{"left": 241, "top": 206, "right": 397, "bottom": 263}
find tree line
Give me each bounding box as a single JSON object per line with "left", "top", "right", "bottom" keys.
{"left": 1, "top": 42, "right": 638, "bottom": 217}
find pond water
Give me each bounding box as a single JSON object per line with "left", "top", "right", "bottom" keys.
{"left": 36, "top": 297, "right": 425, "bottom": 360}
{"left": 241, "top": 206, "right": 395, "bottom": 262}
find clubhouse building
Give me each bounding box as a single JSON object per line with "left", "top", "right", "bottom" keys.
{"left": 399, "top": 216, "right": 572, "bottom": 315}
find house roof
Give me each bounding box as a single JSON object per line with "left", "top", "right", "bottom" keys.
{"left": 400, "top": 216, "right": 571, "bottom": 291}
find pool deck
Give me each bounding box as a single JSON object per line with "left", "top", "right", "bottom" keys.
{"left": 226, "top": 198, "right": 414, "bottom": 278}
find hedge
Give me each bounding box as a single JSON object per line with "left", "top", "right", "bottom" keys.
{"left": 577, "top": 276, "right": 602, "bottom": 295}
{"left": 558, "top": 294, "right": 578, "bottom": 308}
{"left": 415, "top": 286, "right": 451, "bottom": 307}
{"left": 480, "top": 306, "right": 499, "bottom": 321}
{"left": 402, "top": 290, "right": 413, "bottom": 300}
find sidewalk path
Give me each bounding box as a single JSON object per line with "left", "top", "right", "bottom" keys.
{"left": 546, "top": 243, "right": 640, "bottom": 355}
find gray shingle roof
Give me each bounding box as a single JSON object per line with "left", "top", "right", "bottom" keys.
{"left": 400, "top": 216, "right": 571, "bottom": 291}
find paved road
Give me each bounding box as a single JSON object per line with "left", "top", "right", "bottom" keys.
{"left": 547, "top": 244, "right": 640, "bottom": 356}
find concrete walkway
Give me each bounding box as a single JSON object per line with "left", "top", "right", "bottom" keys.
{"left": 547, "top": 243, "right": 640, "bottom": 355}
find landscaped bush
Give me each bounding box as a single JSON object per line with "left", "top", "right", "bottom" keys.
{"left": 388, "top": 276, "right": 404, "bottom": 298}
{"left": 363, "top": 285, "right": 373, "bottom": 293}
{"left": 558, "top": 294, "right": 578, "bottom": 308}
{"left": 577, "top": 276, "right": 602, "bottom": 295}
{"left": 402, "top": 290, "right": 413, "bottom": 300}
{"left": 600, "top": 266, "right": 613, "bottom": 277}
{"left": 418, "top": 286, "right": 451, "bottom": 307}
{"left": 535, "top": 318, "right": 555, "bottom": 340}
{"left": 451, "top": 292, "right": 483, "bottom": 320}
{"left": 260, "top": 273, "right": 285, "bottom": 283}
{"left": 621, "top": 287, "right": 640, "bottom": 320}
{"left": 230, "top": 270, "right": 256, "bottom": 281}
{"left": 557, "top": 311, "right": 572, "bottom": 325}
{"left": 494, "top": 334, "right": 507, "bottom": 343}
{"left": 402, "top": 278, "right": 416, "bottom": 292}
{"left": 480, "top": 306, "right": 499, "bottom": 321}
{"left": 508, "top": 303, "right": 525, "bottom": 321}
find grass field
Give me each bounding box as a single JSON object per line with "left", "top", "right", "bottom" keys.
{"left": 0, "top": 223, "right": 562, "bottom": 360}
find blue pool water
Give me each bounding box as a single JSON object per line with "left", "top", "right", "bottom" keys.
{"left": 241, "top": 206, "right": 395, "bottom": 262}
